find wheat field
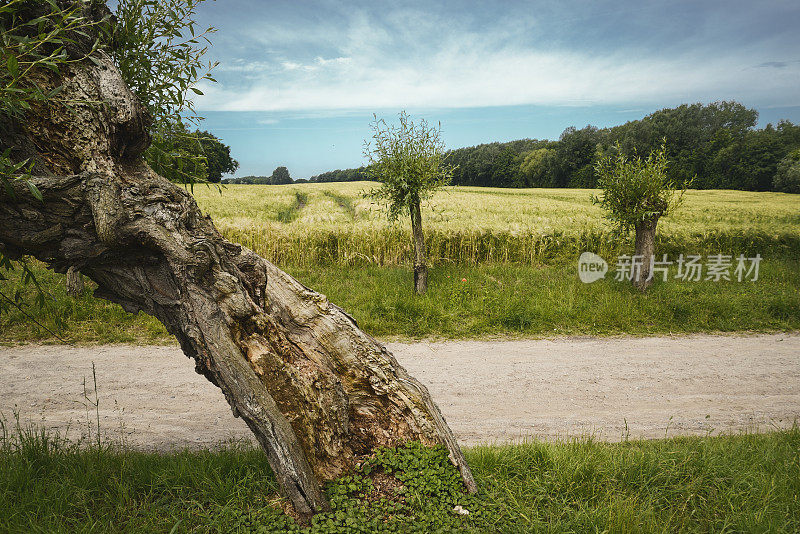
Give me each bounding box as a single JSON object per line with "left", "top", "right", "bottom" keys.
{"left": 191, "top": 183, "right": 800, "bottom": 266}
{"left": 3, "top": 183, "right": 798, "bottom": 343}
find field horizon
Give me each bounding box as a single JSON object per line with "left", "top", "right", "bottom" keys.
{"left": 194, "top": 182, "right": 800, "bottom": 267}
{"left": 2, "top": 183, "right": 798, "bottom": 344}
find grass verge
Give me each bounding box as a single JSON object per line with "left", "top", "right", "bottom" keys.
{"left": 2, "top": 259, "right": 798, "bottom": 343}
{"left": 293, "top": 259, "right": 800, "bottom": 339}
{"left": 1, "top": 418, "right": 797, "bottom": 533}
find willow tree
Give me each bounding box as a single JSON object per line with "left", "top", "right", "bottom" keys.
{"left": 593, "top": 143, "right": 687, "bottom": 291}
{"left": 0, "top": 0, "right": 475, "bottom": 516}
{"left": 364, "top": 112, "right": 453, "bottom": 295}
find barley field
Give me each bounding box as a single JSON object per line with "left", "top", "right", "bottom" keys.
{"left": 194, "top": 183, "right": 800, "bottom": 266}
{"left": 3, "top": 184, "right": 798, "bottom": 343}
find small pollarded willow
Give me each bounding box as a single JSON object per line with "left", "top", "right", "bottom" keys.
{"left": 363, "top": 111, "right": 454, "bottom": 294}
{"left": 593, "top": 143, "right": 688, "bottom": 291}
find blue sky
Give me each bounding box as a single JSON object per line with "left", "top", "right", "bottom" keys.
{"left": 185, "top": 0, "right": 800, "bottom": 179}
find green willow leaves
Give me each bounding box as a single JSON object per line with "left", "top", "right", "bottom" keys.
{"left": 592, "top": 143, "right": 688, "bottom": 233}
{"left": 110, "top": 0, "right": 223, "bottom": 186}
{"left": 364, "top": 111, "right": 454, "bottom": 222}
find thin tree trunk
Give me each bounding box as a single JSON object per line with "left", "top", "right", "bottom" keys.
{"left": 65, "top": 265, "right": 84, "bottom": 296}
{"left": 0, "top": 27, "right": 475, "bottom": 516}
{"left": 632, "top": 217, "right": 659, "bottom": 292}
{"left": 410, "top": 200, "right": 428, "bottom": 295}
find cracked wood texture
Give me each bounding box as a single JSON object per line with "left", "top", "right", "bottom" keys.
{"left": 0, "top": 5, "right": 475, "bottom": 517}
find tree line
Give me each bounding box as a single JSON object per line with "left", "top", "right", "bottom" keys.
{"left": 307, "top": 102, "right": 800, "bottom": 192}
{"left": 223, "top": 166, "right": 294, "bottom": 185}
{"left": 309, "top": 166, "right": 370, "bottom": 183}
{"left": 226, "top": 165, "right": 367, "bottom": 185}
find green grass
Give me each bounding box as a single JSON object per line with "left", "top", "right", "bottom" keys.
{"left": 293, "top": 259, "right": 800, "bottom": 339}
{"left": 0, "top": 264, "right": 171, "bottom": 344}
{"left": 1, "top": 418, "right": 798, "bottom": 532}
{"left": 3, "top": 258, "right": 798, "bottom": 343}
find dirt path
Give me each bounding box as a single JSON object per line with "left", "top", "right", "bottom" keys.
{"left": 1, "top": 334, "right": 798, "bottom": 449}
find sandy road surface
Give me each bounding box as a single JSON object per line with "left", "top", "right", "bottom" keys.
{"left": 1, "top": 334, "right": 798, "bottom": 449}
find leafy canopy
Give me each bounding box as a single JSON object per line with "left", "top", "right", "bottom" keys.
{"left": 200, "top": 129, "right": 239, "bottom": 182}
{"left": 271, "top": 166, "right": 292, "bottom": 185}
{"left": 146, "top": 123, "right": 238, "bottom": 184}
{"left": 593, "top": 143, "right": 687, "bottom": 232}
{"left": 110, "top": 0, "right": 227, "bottom": 185}
{"left": 364, "top": 111, "right": 453, "bottom": 221}
{"left": 110, "top": 0, "right": 216, "bottom": 132}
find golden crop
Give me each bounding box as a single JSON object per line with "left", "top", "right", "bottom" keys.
{"left": 192, "top": 182, "right": 800, "bottom": 266}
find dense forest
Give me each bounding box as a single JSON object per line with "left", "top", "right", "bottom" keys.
{"left": 306, "top": 102, "right": 800, "bottom": 192}
{"left": 309, "top": 166, "right": 370, "bottom": 183}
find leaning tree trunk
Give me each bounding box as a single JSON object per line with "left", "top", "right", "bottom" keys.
{"left": 632, "top": 217, "right": 659, "bottom": 292}
{"left": 409, "top": 201, "right": 428, "bottom": 295}
{"left": 0, "top": 36, "right": 474, "bottom": 517}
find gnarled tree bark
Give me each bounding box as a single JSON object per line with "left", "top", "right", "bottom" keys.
{"left": 0, "top": 15, "right": 475, "bottom": 516}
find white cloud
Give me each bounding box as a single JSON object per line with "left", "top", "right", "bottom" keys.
{"left": 281, "top": 60, "right": 303, "bottom": 71}
{"left": 215, "top": 59, "right": 275, "bottom": 73}
{"left": 195, "top": 8, "right": 800, "bottom": 112}
{"left": 315, "top": 56, "right": 351, "bottom": 67}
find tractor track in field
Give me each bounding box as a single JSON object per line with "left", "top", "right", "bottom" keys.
{"left": 1, "top": 334, "right": 798, "bottom": 449}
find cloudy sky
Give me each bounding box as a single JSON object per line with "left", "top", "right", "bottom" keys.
{"left": 186, "top": 0, "right": 800, "bottom": 178}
